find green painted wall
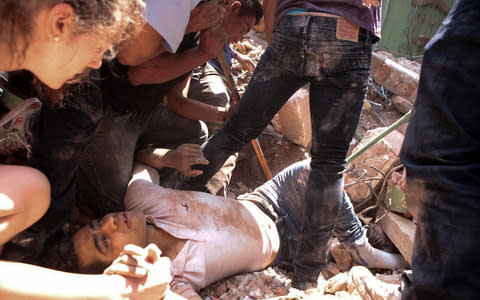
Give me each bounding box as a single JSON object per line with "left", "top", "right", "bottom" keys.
{"left": 377, "top": 0, "right": 456, "bottom": 59}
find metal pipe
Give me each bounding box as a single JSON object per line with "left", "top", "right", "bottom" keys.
{"left": 347, "top": 109, "right": 412, "bottom": 164}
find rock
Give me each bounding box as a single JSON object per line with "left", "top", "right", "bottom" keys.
{"left": 348, "top": 266, "right": 402, "bottom": 300}
{"left": 344, "top": 128, "right": 402, "bottom": 204}
{"left": 331, "top": 241, "right": 353, "bottom": 272}
{"left": 325, "top": 272, "right": 349, "bottom": 294}
{"left": 377, "top": 205, "right": 415, "bottom": 265}
{"left": 322, "top": 261, "right": 341, "bottom": 280}
{"left": 272, "top": 85, "right": 311, "bottom": 148}
{"left": 371, "top": 52, "right": 419, "bottom": 102}
{"left": 391, "top": 95, "right": 413, "bottom": 114}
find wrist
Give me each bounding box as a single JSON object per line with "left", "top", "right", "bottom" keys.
{"left": 217, "top": 107, "right": 227, "bottom": 122}
{"left": 197, "top": 46, "right": 213, "bottom": 61}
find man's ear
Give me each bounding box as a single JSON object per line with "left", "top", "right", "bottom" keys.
{"left": 45, "top": 3, "right": 75, "bottom": 42}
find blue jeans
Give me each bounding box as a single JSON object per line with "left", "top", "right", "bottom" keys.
{"left": 180, "top": 14, "right": 372, "bottom": 280}
{"left": 240, "top": 159, "right": 364, "bottom": 270}
{"left": 400, "top": 1, "right": 480, "bottom": 299}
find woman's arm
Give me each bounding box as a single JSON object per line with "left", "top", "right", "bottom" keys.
{"left": 0, "top": 244, "right": 172, "bottom": 300}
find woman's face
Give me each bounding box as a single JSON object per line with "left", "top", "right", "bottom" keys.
{"left": 23, "top": 4, "right": 115, "bottom": 89}
{"left": 72, "top": 210, "right": 149, "bottom": 271}
{"left": 34, "top": 32, "right": 110, "bottom": 88}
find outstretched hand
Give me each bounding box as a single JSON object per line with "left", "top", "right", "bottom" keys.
{"left": 104, "top": 244, "right": 172, "bottom": 299}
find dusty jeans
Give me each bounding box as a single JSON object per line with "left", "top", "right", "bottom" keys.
{"left": 180, "top": 14, "right": 372, "bottom": 280}
{"left": 77, "top": 103, "right": 206, "bottom": 218}
{"left": 400, "top": 1, "right": 480, "bottom": 299}
{"left": 240, "top": 159, "right": 364, "bottom": 270}
{"left": 28, "top": 75, "right": 105, "bottom": 240}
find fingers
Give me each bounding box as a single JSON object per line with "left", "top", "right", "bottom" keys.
{"left": 183, "top": 169, "right": 204, "bottom": 178}
{"left": 104, "top": 244, "right": 164, "bottom": 278}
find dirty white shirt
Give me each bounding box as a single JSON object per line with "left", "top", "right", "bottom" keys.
{"left": 125, "top": 180, "right": 280, "bottom": 298}
{"left": 144, "top": 0, "right": 201, "bottom": 53}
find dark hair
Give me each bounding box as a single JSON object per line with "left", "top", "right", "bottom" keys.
{"left": 0, "top": 0, "right": 145, "bottom": 67}
{"left": 238, "top": 0, "right": 264, "bottom": 25}
{"left": 42, "top": 224, "right": 108, "bottom": 274}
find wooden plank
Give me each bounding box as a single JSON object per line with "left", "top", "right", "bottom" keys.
{"left": 377, "top": 205, "right": 416, "bottom": 265}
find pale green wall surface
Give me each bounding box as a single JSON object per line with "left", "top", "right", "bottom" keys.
{"left": 378, "top": 0, "right": 456, "bottom": 59}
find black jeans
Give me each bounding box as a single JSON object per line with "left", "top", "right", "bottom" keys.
{"left": 29, "top": 74, "right": 105, "bottom": 241}
{"left": 180, "top": 14, "right": 372, "bottom": 280}
{"left": 77, "top": 104, "right": 206, "bottom": 218}
{"left": 400, "top": 1, "right": 480, "bottom": 299}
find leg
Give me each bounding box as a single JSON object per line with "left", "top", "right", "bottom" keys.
{"left": 0, "top": 166, "right": 50, "bottom": 249}
{"left": 249, "top": 158, "right": 406, "bottom": 271}
{"left": 401, "top": 1, "right": 480, "bottom": 298}
{"left": 77, "top": 106, "right": 143, "bottom": 217}
{"left": 294, "top": 24, "right": 372, "bottom": 283}
{"left": 179, "top": 20, "right": 307, "bottom": 191}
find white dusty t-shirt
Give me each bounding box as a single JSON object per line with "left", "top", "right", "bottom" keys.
{"left": 144, "top": 0, "right": 202, "bottom": 53}
{"left": 125, "top": 180, "right": 280, "bottom": 298}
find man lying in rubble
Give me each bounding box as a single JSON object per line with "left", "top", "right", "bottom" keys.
{"left": 71, "top": 160, "right": 407, "bottom": 299}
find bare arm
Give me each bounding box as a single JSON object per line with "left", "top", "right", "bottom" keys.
{"left": 263, "top": 0, "right": 278, "bottom": 44}
{"left": 135, "top": 144, "right": 209, "bottom": 178}
{"left": 0, "top": 261, "right": 164, "bottom": 300}
{"left": 128, "top": 25, "right": 226, "bottom": 86}
{"left": 0, "top": 244, "right": 172, "bottom": 300}
{"left": 117, "top": 23, "right": 167, "bottom": 67}
{"left": 165, "top": 76, "right": 229, "bottom": 122}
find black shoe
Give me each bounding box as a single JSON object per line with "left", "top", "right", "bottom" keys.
{"left": 291, "top": 276, "right": 319, "bottom": 291}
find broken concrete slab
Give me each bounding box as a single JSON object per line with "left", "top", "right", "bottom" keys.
{"left": 377, "top": 205, "right": 415, "bottom": 265}
{"left": 371, "top": 52, "right": 419, "bottom": 102}
{"left": 272, "top": 85, "right": 311, "bottom": 148}
{"left": 331, "top": 240, "right": 353, "bottom": 272}
{"left": 391, "top": 95, "right": 414, "bottom": 115}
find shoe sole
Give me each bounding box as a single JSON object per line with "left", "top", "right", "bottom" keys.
{"left": 0, "top": 98, "right": 41, "bottom": 129}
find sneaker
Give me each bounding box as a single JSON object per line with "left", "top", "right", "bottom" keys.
{"left": 342, "top": 232, "right": 409, "bottom": 270}
{"left": 0, "top": 97, "right": 41, "bottom": 157}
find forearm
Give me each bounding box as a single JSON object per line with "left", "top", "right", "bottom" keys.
{"left": 135, "top": 147, "right": 174, "bottom": 169}
{"left": 0, "top": 261, "right": 135, "bottom": 300}
{"left": 128, "top": 48, "right": 210, "bottom": 86}
{"left": 117, "top": 23, "right": 167, "bottom": 67}
{"left": 166, "top": 94, "right": 227, "bottom": 122}
{"left": 264, "top": 0, "right": 278, "bottom": 44}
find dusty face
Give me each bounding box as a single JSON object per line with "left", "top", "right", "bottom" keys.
{"left": 222, "top": 10, "right": 257, "bottom": 43}
{"left": 72, "top": 210, "right": 149, "bottom": 271}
